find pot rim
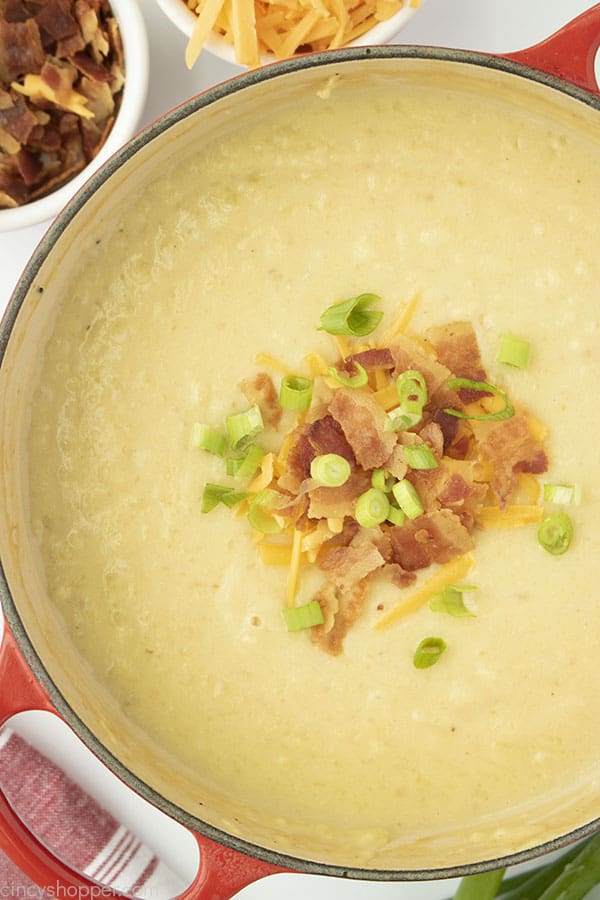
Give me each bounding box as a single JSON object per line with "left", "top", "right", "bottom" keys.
{"left": 2, "top": 44, "right": 600, "bottom": 882}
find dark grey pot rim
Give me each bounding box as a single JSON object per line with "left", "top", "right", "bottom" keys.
{"left": 1, "top": 44, "right": 600, "bottom": 883}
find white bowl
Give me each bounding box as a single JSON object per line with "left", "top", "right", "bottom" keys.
{"left": 155, "top": 0, "right": 423, "bottom": 68}
{"left": 0, "top": 0, "right": 149, "bottom": 233}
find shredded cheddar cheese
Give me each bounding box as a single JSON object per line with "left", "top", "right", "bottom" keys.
{"left": 258, "top": 543, "right": 293, "bottom": 566}
{"left": 249, "top": 452, "right": 274, "bottom": 492}
{"left": 373, "top": 382, "right": 399, "bottom": 411}
{"left": 12, "top": 75, "right": 93, "bottom": 119}
{"left": 286, "top": 528, "right": 304, "bottom": 607}
{"left": 303, "top": 352, "right": 330, "bottom": 377}
{"left": 382, "top": 292, "right": 421, "bottom": 343}
{"left": 477, "top": 505, "right": 544, "bottom": 528}
{"left": 375, "top": 554, "right": 475, "bottom": 631}
{"left": 255, "top": 352, "right": 294, "bottom": 375}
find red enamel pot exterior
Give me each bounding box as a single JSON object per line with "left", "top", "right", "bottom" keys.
{"left": 1, "top": 5, "right": 599, "bottom": 895}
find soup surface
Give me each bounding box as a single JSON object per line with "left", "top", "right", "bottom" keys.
{"left": 26, "top": 69, "right": 600, "bottom": 866}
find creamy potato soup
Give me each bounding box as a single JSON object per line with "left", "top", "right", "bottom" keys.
{"left": 24, "top": 69, "right": 600, "bottom": 867}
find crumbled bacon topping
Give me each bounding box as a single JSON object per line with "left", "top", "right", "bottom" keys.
{"left": 211, "top": 310, "right": 549, "bottom": 655}
{"left": 0, "top": 0, "right": 124, "bottom": 208}
{"left": 329, "top": 387, "right": 396, "bottom": 470}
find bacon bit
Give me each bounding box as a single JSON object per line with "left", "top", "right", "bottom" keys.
{"left": 370, "top": 526, "right": 393, "bottom": 562}
{"left": 77, "top": 74, "right": 112, "bottom": 120}
{"left": 346, "top": 347, "right": 394, "bottom": 370}
{"left": 439, "top": 473, "right": 487, "bottom": 529}
{"left": 3, "top": 1, "right": 29, "bottom": 24}
{"left": 438, "top": 472, "right": 471, "bottom": 506}
{"left": 384, "top": 444, "right": 408, "bottom": 481}
{"left": 307, "top": 467, "right": 370, "bottom": 520}
{"left": 16, "top": 146, "right": 40, "bottom": 184}
{"left": 426, "top": 321, "right": 489, "bottom": 403}
{"left": 307, "top": 414, "right": 355, "bottom": 463}
{"left": 426, "top": 321, "right": 486, "bottom": 380}
{"left": 431, "top": 408, "right": 460, "bottom": 452}
{"left": 0, "top": 19, "right": 45, "bottom": 82}
{"left": 472, "top": 411, "right": 548, "bottom": 506}
{"left": 0, "top": 90, "right": 37, "bottom": 142}
{"left": 329, "top": 387, "right": 396, "bottom": 470}
{"left": 389, "top": 509, "right": 474, "bottom": 571}
{"left": 36, "top": 1, "right": 79, "bottom": 42}
{"left": 70, "top": 49, "right": 111, "bottom": 82}
{"left": 406, "top": 464, "right": 449, "bottom": 513}
{"left": 240, "top": 371, "right": 282, "bottom": 429}
{"left": 0, "top": 0, "right": 124, "bottom": 208}
{"left": 418, "top": 421, "right": 444, "bottom": 459}
{"left": 311, "top": 579, "right": 368, "bottom": 656}
{"left": 319, "top": 540, "right": 385, "bottom": 593}
{"left": 277, "top": 427, "right": 314, "bottom": 494}
{"left": 389, "top": 332, "right": 453, "bottom": 404}
{"left": 383, "top": 562, "right": 417, "bottom": 589}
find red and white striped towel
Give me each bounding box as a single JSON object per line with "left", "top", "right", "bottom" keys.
{"left": 0, "top": 727, "right": 188, "bottom": 897}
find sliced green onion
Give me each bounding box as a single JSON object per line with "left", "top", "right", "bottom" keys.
{"left": 201, "top": 483, "right": 249, "bottom": 513}
{"left": 231, "top": 444, "right": 265, "bottom": 481}
{"left": 396, "top": 370, "right": 428, "bottom": 414}
{"left": 247, "top": 489, "right": 286, "bottom": 534}
{"left": 385, "top": 406, "right": 423, "bottom": 432}
{"left": 310, "top": 453, "right": 351, "bottom": 487}
{"left": 543, "top": 482, "right": 580, "bottom": 506}
{"left": 537, "top": 512, "right": 573, "bottom": 556}
{"left": 413, "top": 636, "right": 447, "bottom": 669}
{"left": 220, "top": 489, "right": 252, "bottom": 508}
{"left": 386, "top": 505, "right": 406, "bottom": 526}
{"left": 328, "top": 362, "right": 368, "bottom": 388}
{"left": 191, "top": 423, "right": 226, "bottom": 457}
{"left": 318, "top": 293, "right": 383, "bottom": 337}
{"left": 443, "top": 378, "right": 515, "bottom": 421}
{"left": 392, "top": 479, "right": 424, "bottom": 519}
{"left": 497, "top": 333, "right": 531, "bottom": 369}
{"left": 355, "top": 488, "right": 390, "bottom": 528}
{"left": 226, "top": 457, "right": 244, "bottom": 477}
{"left": 453, "top": 869, "right": 506, "bottom": 900}
{"left": 371, "top": 468, "right": 387, "bottom": 491}
{"left": 226, "top": 404, "right": 264, "bottom": 450}
{"left": 429, "top": 585, "right": 477, "bottom": 618}
{"left": 282, "top": 599, "right": 324, "bottom": 632}
{"left": 403, "top": 444, "right": 438, "bottom": 470}
{"left": 279, "top": 374, "right": 314, "bottom": 411}
{"left": 201, "top": 483, "right": 231, "bottom": 513}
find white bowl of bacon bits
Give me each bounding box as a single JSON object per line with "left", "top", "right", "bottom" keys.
{"left": 156, "top": 0, "right": 422, "bottom": 69}
{"left": 0, "top": 0, "right": 148, "bottom": 231}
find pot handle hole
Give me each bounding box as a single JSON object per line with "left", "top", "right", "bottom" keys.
{"left": 499, "top": 3, "right": 600, "bottom": 95}
{"left": 0, "top": 624, "right": 286, "bottom": 898}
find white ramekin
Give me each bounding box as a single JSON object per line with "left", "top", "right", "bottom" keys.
{"left": 0, "top": 0, "right": 149, "bottom": 233}
{"left": 155, "top": 0, "right": 423, "bottom": 68}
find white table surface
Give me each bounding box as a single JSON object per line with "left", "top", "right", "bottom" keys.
{"left": 1, "top": 1, "right": 599, "bottom": 897}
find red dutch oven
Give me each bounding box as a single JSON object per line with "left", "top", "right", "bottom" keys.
{"left": 1, "top": 7, "right": 600, "bottom": 897}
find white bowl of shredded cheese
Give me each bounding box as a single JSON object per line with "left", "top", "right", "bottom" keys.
{"left": 155, "top": 0, "right": 423, "bottom": 69}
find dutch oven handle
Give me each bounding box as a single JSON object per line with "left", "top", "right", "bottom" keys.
{"left": 499, "top": 3, "right": 600, "bottom": 94}
{"left": 0, "top": 624, "right": 287, "bottom": 898}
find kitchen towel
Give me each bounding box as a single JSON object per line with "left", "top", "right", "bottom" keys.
{"left": 0, "top": 726, "right": 188, "bottom": 898}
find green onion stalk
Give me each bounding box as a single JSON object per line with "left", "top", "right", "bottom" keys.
{"left": 449, "top": 832, "right": 600, "bottom": 900}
